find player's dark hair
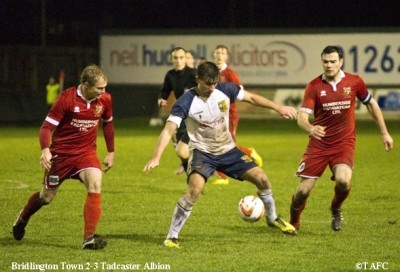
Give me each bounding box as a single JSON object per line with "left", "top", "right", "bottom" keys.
{"left": 197, "top": 61, "right": 220, "bottom": 83}
{"left": 321, "top": 46, "right": 343, "bottom": 59}
{"left": 215, "top": 44, "right": 230, "bottom": 54}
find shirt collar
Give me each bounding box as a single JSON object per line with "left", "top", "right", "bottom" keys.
{"left": 322, "top": 70, "right": 345, "bottom": 82}
{"left": 219, "top": 63, "right": 228, "bottom": 71}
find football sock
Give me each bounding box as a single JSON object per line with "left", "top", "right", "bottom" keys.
{"left": 84, "top": 192, "right": 102, "bottom": 238}
{"left": 238, "top": 146, "right": 252, "bottom": 157}
{"left": 290, "top": 195, "right": 307, "bottom": 226}
{"left": 331, "top": 184, "right": 351, "bottom": 211}
{"left": 167, "top": 196, "right": 193, "bottom": 239}
{"left": 217, "top": 171, "right": 227, "bottom": 179}
{"left": 257, "top": 189, "right": 277, "bottom": 221}
{"left": 20, "top": 191, "right": 45, "bottom": 222}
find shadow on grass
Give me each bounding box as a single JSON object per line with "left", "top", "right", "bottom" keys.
{"left": 0, "top": 236, "right": 79, "bottom": 250}
{"left": 105, "top": 233, "right": 164, "bottom": 244}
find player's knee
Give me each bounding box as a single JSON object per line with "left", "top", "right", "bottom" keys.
{"left": 253, "top": 172, "right": 271, "bottom": 190}
{"left": 294, "top": 190, "right": 310, "bottom": 202}
{"left": 295, "top": 184, "right": 312, "bottom": 199}
{"left": 336, "top": 179, "right": 351, "bottom": 191}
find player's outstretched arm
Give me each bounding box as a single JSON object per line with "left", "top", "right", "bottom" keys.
{"left": 241, "top": 90, "right": 298, "bottom": 120}
{"left": 298, "top": 112, "right": 326, "bottom": 140}
{"left": 143, "top": 121, "right": 177, "bottom": 173}
{"left": 366, "top": 98, "right": 394, "bottom": 151}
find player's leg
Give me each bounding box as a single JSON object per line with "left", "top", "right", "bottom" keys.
{"left": 13, "top": 177, "right": 59, "bottom": 240}
{"left": 291, "top": 152, "right": 327, "bottom": 230}
{"left": 164, "top": 149, "right": 215, "bottom": 247}
{"left": 174, "top": 125, "right": 190, "bottom": 175}
{"left": 290, "top": 177, "right": 317, "bottom": 230}
{"left": 80, "top": 168, "right": 106, "bottom": 249}
{"left": 330, "top": 164, "right": 352, "bottom": 231}
{"left": 175, "top": 140, "right": 189, "bottom": 172}
{"left": 164, "top": 172, "right": 205, "bottom": 248}
{"left": 241, "top": 167, "right": 297, "bottom": 235}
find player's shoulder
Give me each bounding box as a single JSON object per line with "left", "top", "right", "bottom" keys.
{"left": 216, "top": 82, "right": 239, "bottom": 92}
{"left": 183, "top": 66, "right": 197, "bottom": 77}
{"left": 101, "top": 91, "right": 112, "bottom": 100}
{"left": 58, "top": 86, "right": 78, "bottom": 98}
{"left": 343, "top": 72, "right": 363, "bottom": 82}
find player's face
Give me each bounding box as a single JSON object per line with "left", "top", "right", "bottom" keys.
{"left": 185, "top": 52, "right": 195, "bottom": 68}
{"left": 321, "top": 52, "right": 343, "bottom": 81}
{"left": 196, "top": 77, "right": 218, "bottom": 98}
{"left": 84, "top": 77, "right": 107, "bottom": 100}
{"left": 213, "top": 48, "right": 228, "bottom": 68}
{"left": 171, "top": 49, "right": 186, "bottom": 71}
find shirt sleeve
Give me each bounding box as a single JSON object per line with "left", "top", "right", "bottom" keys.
{"left": 160, "top": 72, "right": 173, "bottom": 100}
{"left": 299, "top": 83, "right": 316, "bottom": 114}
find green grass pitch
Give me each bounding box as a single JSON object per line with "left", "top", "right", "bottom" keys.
{"left": 1, "top": 118, "right": 399, "bottom": 272}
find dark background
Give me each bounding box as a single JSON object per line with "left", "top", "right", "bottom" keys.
{"left": 1, "top": 0, "right": 399, "bottom": 123}
{"left": 1, "top": 0, "right": 399, "bottom": 47}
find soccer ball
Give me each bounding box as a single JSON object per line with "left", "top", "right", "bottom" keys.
{"left": 238, "top": 195, "right": 265, "bottom": 222}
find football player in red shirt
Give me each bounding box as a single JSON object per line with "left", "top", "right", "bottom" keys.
{"left": 290, "top": 46, "right": 393, "bottom": 231}
{"left": 13, "top": 64, "right": 115, "bottom": 249}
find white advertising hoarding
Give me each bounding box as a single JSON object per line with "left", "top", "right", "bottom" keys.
{"left": 100, "top": 33, "right": 400, "bottom": 86}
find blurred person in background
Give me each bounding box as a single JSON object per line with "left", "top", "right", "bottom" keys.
{"left": 158, "top": 47, "right": 197, "bottom": 175}
{"left": 46, "top": 76, "right": 60, "bottom": 108}
{"left": 289, "top": 46, "right": 393, "bottom": 232}
{"left": 185, "top": 51, "right": 195, "bottom": 68}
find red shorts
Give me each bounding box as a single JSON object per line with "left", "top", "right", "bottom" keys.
{"left": 43, "top": 151, "right": 101, "bottom": 189}
{"left": 296, "top": 147, "right": 354, "bottom": 179}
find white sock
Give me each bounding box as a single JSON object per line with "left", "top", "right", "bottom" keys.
{"left": 166, "top": 196, "right": 193, "bottom": 239}
{"left": 257, "top": 189, "right": 277, "bottom": 221}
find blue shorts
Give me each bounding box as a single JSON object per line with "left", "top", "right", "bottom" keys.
{"left": 187, "top": 147, "right": 257, "bottom": 182}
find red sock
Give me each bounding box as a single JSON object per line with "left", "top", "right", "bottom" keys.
{"left": 290, "top": 195, "right": 307, "bottom": 228}
{"left": 217, "top": 171, "right": 227, "bottom": 179}
{"left": 84, "top": 193, "right": 102, "bottom": 238}
{"left": 331, "top": 185, "right": 351, "bottom": 211}
{"left": 20, "top": 192, "right": 44, "bottom": 222}
{"left": 238, "top": 146, "right": 251, "bottom": 157}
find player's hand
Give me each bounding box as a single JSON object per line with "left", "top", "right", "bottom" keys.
{"left": 143, "top": 159, "right": 159, "bottom": 173}
{"left": 382, "top": 133, "right": 393, "bottom": 152}
{"left": 279, "top": 106, "right": 298, "bottom": 120}
{"left": 40, "top": 148, "right": 53, "bottom": 171}
{"left": 309, "top": 125, "right": 326, "bottom": 140}
{"left": 102, "top": 152, "right": 115, "bottom": 173}
{"left": 158, "top": 99, "right": 168, "bottom": 108}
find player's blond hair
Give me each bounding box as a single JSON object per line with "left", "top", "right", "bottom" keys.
{"left": 80, "top": 64, "right": 107, "bottom": 86}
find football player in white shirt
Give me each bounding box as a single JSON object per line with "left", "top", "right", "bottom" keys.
{"left": 144, "top": 61, "right": 298, "bottom": 248}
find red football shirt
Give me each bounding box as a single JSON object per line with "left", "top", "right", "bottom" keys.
{"left": 43, "top": 86, "right": 113, "bottom": 155}
{"left": 300, "top": 71, "right": 371, "bottom": 150}
{"left": 220, "top": 64, "right": 241, "bottom": 85}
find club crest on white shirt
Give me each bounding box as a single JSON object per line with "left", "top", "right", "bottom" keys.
{"left": 218, "top": 100, "right": 228, "bottom": 112}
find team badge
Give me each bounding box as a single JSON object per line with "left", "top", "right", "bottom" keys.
{"left": 297, "top": 162, "right": 305, "bottom": 173}
{"left": 241, "top": 155, "right": 252, "bottom": 163}
{"left": 218, "top": 100, "right": 228, "bottom": 112}
{"left": 343, "top": 87, "right": 351, "bottom": 97}
{"left": 74, "top": 106, "right": 80, "bottom": 112}
{"left": 320, "top": 90, "right": 327, "bottom": 97}
{"left": 93, "top": 104, "right": 104, "bottom": 116}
